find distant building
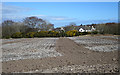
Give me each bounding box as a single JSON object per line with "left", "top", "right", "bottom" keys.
{"left": 48, "top": 29, "right": 52, "bottom": 31}
{"left": 53, "top": 24, "right": 96, "bottom": 32}
{"left": 78, "top": 25, "right": 96, "bottom": 32}
{"left": 60, "top": 27, "right": 65, "bottom": 31}
{"left": 53, "top": 27, "right": 65, "bottom": 32}
{"left": 79, "top": 28, "right": 85, "bottom": 32}
{"left": 38, "top": 29, "right": 41, "bottom": 32}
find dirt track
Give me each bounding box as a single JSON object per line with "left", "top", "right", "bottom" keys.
{"left": 2, "top": 37, "right": 119, "bottom": 73}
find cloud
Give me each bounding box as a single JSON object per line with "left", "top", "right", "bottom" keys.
{"left": 30, "top": 15, "right": 77, "bottom": 21}
{"left": 2, "top": 4, "right": 31, "bottom": 15}
{"left": 51, "top": 17, "right": 76, "bottom": 21}
{"left": 51, "top": 18, "right": 67, "bottom": 20}
{"left": 1, "top": 4, "right": 76, "bottom": 22}
{"left": 1, "top": 4, "right": 117, "bottom": 27}
{"left": 2, "top": 4, "right": 33, "bottom": 22}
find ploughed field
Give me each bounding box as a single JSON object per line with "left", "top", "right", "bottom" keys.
{"left": 68, "top": 35, "right": 118, "bottom": 52}
{"left": 2, "top": 38, "right": 61, "bottom": 61}
{"left": 1, "top": 35, "right": 119, "bottom": 73}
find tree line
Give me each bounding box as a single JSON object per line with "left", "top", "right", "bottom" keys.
{"left": 5, "top": 30, "right": 97, "bottom": 39}
{"left": 0, "top": 16, "right": 119, "bottom": 39}
{"left": 95, "top": 23, "right": 119, "bottom": 35}
{"left": 63, "top": 22, "right": 119, "bottom": 35}
{"left": 1, "top": 16, "right": 54, "bottom": 39}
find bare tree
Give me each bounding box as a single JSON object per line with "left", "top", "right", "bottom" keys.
{"left": 2, "top": 20, "right": 29, "bottom": 38}
{"left": 23, "top": 16, "right": 46, "bottom": 28}
{"left": 64, "top": 23, "right": 77, "bottom": 32}
{"left": 2, "top": 20, "right": 15, "bottom": 37}
{"left": 96, "top": 23, "right": 118, "bottom": 34}
{"left": 23, "top": 16, "right": 54, "bottom": 31}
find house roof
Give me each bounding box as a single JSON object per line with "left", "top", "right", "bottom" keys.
{"left": 53, "top": 25, "right": 96, "bottom": 31}
{"left": 77, "top": 25, "right": 95, "bottom": 30}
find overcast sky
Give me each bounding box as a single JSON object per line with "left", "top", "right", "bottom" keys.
{"left": 2, "top": 2, "right": 118, "bottom": 28}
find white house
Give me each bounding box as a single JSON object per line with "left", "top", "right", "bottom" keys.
{"left": 79, "top": 28, "right": 85, "bottom": 32}
{"left": 38, "top": 29, "right": 41, "bottom": 32}
{"left": 60, "top": 27, "right": 65, "bottom": 31}
{"left": 91, "top": 26, "right": 96, "bottom": 31}
{"left": 48, "top": 29, "right": 52, "bottom": 31}
{"left": 78, "top": 25, "right": 96, "bottom": 32}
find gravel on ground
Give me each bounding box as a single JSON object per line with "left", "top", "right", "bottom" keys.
{"left": 2, "top": 36, "right": 119, "bottom": 73}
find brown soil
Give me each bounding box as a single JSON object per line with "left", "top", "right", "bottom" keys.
{"left": 2, "top": 37, "right": 118, "bottom": 73}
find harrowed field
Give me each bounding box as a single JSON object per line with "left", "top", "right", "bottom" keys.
{"left": 1, "top": 35, "right": 119, "bottom": 73}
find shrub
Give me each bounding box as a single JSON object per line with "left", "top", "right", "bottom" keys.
{"left": 79, "top": 32, "right": 88, "bottom": 35}
{"left": 34, "top": 31, "right": 48, "bottom": 37}
{"left": 11, "top": 32, "right": 22, "bottom": 38}
{"left": 4, "top": 36, "right": 11, "bottom": 39}
{"left": 54, "top": 32, "right": 60, "bottom": 37}
{"left": 91, "top": 30, "right": 98, "bottom": 34}
{"left": 33, "top": 31, "right": 60, "bottom": 37}
{"left": 21, "top": 32, "right": 27, "bottom": 38}
{"left": 26, "top": 32, "right": 36, "bottom": 38}
{"left": 59, "top": 32, "right": 66, "bottom": 37}
{"left": 48, "top": 31, "right": 59, "bottom": 37}
{"left": 66, "top": 30, "right": 79, "bottom": 37}
{"left": 48, "top": 31, "right": 54, "bottom": 37}
{"left": 87, "top": 32, "right": 91, "bottom": 34}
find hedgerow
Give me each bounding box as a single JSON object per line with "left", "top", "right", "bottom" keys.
{"left": 66, "top": 30, "right": 79, "bottom": 37}
{"left": 26, "top": 32, "right": 36, "bottom": 38}
{"left": 11, "top": 32, "right": 22, "bottom": 38}
{"left": 4, "top": 30, "right": 99, "bottom": 39}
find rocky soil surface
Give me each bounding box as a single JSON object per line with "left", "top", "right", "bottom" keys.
{"left": 2, "top": 38, "right": 61, "bottom": 61}
{"left": 1, "top": 35, "right": 119, "bottom": 73}
{"left": 68, "top": 35, "right": 118, "bottom": 52}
